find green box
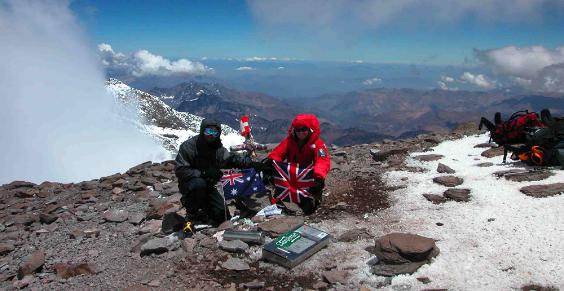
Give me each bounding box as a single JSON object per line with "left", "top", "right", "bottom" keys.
{"left": 262, "top": 224, "right": 331, "bottom": 268}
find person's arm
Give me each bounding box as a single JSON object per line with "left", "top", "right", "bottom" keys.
{"left": 313, "top": 142, "right": 331, "bottom": 179}
{"left": 268, "top": 137, "right": 290, "bottom": 162}
{"left": 174, "top": 143, "right": 201, "bottom": 182}
{"left": 219, "top": 148, "right": 252, "bottom": 169}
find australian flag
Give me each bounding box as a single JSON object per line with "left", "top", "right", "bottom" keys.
{"left": 272, "top": 161, "right": 315, "bottom": 204}
{"left": 221, "top": 168, "right": 266, "bottom": 200}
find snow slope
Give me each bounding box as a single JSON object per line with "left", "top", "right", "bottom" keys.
{"left": 380, "top": 134, "right": 564, "bottom": 290}
{"left": 105, "top": 79, "right": 244, "bottom": 154}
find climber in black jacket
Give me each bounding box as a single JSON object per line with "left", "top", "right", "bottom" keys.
{"left": 175, "top": 118, "right": 255, "bottom": 226}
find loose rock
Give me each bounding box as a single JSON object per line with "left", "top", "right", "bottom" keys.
{"left": 54, "top": 263, "right": 96, "bottom": 279}
{"left": 414, "top": 154, "right": 444, "bottom": 162}
{"left": 103, "top": 209, "right": 129, "bottom": 222}
{"left": 433, "top": 176, "right": 463, "bottom": 187}
{"left": 18, "top": 250, "right": 45, "bottom": 279}
{"left": 220, "top": 257, "right": 250, "bottom": 271}
{"left": 422, "top": 194, "right": 447, "bottom": 204}
{"left": 219, "top": 240, "right": 249, "bottom": 253}
{"left": 520, "top": 183, "right": 564, "bottom": 198}
{"left": 437, "top": 163, "right": 455, "bottom": 174}
{"left": 443, "top": 188, "right": 471, "bottom": 202}
{"left": 505, "top": 171, "right": 554, "bottom": 182}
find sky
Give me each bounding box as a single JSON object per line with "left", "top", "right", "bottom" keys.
{"left": 71, "top": 0, "right": 564, "bottom": 66}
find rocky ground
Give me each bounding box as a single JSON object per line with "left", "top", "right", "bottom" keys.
{"left": 1, "top": 123, "right": 562, "bottom": 290}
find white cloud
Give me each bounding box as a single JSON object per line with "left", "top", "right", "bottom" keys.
{"left": 460, "top": 72, "right": 497, "bottom": 89}
{"left": 277, "top": 66, "right": 285, "bottom": 70}
{"left": 235, "top": 66, "right": 256, "bottom": 71}
{"left": 476, "top": 45, "right": 564, "bottom": 92}
{"left": 362, "top": 77, "right": 382, "bottom": 85}
{"left": 441, "top": 75, "right": 455, "bottom": 83}
{"left": 244, "top": 56, "right": 278, "bottom": 61}
{"left": 97, "top": 43, "right": 212, "bottom": 77}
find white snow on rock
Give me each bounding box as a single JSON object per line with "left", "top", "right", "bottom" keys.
{"left": 380, "top": 133, "right": 564, "bottom": 290}
{"left": 105, "top": 78, "right": 244, "bottom": 154}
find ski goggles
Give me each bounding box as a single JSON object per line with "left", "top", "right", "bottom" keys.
{"left": 203, "top": 127, "right": 220, "bottom": 137}
{"left": 294, "top": 127, "right": 311, "bottom": 133}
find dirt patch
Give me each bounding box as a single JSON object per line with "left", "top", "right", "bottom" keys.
{"left": 316, "top": 175, "right": 391, "bottom": 219}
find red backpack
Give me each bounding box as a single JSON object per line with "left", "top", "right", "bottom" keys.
{"left": 479, "top": 110, "right": 545, "bottom": 145}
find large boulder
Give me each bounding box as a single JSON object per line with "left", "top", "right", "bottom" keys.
{"left": 371, "top": 233, "right": 439, "bottom": 277}
{"left": 520, "top": 183, "right": 564, "bottom": 198}
{"left": 433, "top": 176, "right": 464, "bottom": 187}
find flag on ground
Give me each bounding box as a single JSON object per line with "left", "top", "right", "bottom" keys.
{"left": 221, "top": 168, "right": 266, "bottom": 200}
{"left": 272, "top": 161, "right": 315, "bottom": 204}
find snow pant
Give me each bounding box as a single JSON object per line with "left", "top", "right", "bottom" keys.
{"left": 178, "top": 177, "right": 230, "bottom": 225}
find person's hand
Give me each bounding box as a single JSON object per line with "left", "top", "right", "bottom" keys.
{"left": 309, "top": 178, "right": 325, "bottom": 195}
{"left": 201, "top": 168, "right": 223, "bottom": 182}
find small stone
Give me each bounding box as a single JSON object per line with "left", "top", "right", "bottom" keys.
{"left": 243, "top": 280, "right": 265, "bottom": 289}
{"left": 13, "top": 275, "right": 33, "bottom": 289}
{"left": 322, "top": 270, "right": 349, "bottom": 284}
{"left": 337, "top": 228, "right": 370, "bottom": 242}
{"left": 312, "top": 281, "right": 329, "bottom": 289}
{"left": 366, "top": 256, "right": 379, "bottom": 266}
{"left": 128, "top": 213, "right": 145, "bottom": 225}
{"left": 433, "top": 176, "right": 463, "bottom": 187}
{"left": 414, "top": 154, "right": 444, "bottom": 162}
{"left": 103, "top": 209, "right": 129, "bottom": 222}
{"left": 140, "top": 237, "right": 180, "bottom": 256}
{"left": 505, "top": 171, "right": 554, "bottom": 182}
{"left": 219, "top": 240, "right": 249, "bottom": 253}
{"left": 476, "top": 162, "right": 494, "bottom": 167}
{"left": 417, "top": 277, "right": 431, "bottom": 284}
{"left": 258, "top": 216, "right": 304, "bottom": 237}
{"left": 220, "top": 257, "right": 250, "bottom": 271}
{"left": 474, "top": 142, "right": 496, "bottom": 148}
{"left": 436, "top": 222, "right": 444, "bottom": 226}
{"left": 111, "top": 187, "right": 125, "bottom": 195}
{"left": 123, "top": 284, "right": 150, "bottom": 291}
{"left": 83, "top": 228, "right": 100, "bottom": 238}
{"left": 481, "top": 147, "right": 504, "bottom": 158}
{"left": 39, "top": 213, "right": 58, "bottom": 224}
{"left": 18, "top": 250, "right": 45, "bottom": 279}
{"left": 443, "top": 188, "right": 471, "bottom": 202}
{"left": 436, "top": 163, "right": 455, "bottom": 174}
{"left": 147, "top": 280, "right": 161, "bottom": 287}
{"left": 422, "top": 194, "right": 447, "bottom": 204}
{"left": 487, "top": 218, "right": 495, "bottom": 222}
{"left": 0, "top": 243, "right": 15, "bottom": 255}
{"left": 54, "top": 262, "right": 96, "bottom": 279}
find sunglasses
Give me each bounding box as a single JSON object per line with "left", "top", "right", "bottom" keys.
{"left": 294, "top": 127, "right": 310, "bottom": 133}
{"left": 203, "top": 127, "right": 220, "bottom": 137}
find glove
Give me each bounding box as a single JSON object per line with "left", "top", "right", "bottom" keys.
{"left": 309, "top": 178, "right": 325, "bottom": 197}
{"left": 249, "top": 161, "right": 264, "bottom": 172}
{"left": 201, "top": 168, "right": 223, "bottom": 182}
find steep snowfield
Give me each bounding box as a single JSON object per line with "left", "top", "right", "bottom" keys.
{"left": 381, "top": 134, "right": 564, "bottom": 290}
{"left": 105, "top": 79, "right": 244, "bottom": 153}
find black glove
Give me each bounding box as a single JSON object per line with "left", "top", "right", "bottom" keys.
{"left": 201, "top": 168, "right": 223, "bottom": 182}
{"left": 249, "top": 161, "right": 264, "bottom": 172}
{"left": 309, "top": 178, "right": 325, "bottom": 197}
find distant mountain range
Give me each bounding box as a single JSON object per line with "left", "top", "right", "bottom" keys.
{"left": 109, "top": 78, "right": 564, "bottom": 147}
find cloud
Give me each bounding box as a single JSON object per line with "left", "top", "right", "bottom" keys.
{"left": 460, "top": 72, "right": 497, "bottom": 89}
{"left": 98, "top": 43, "right": 212, "bottom": 77}
{"left": 0, "top": 0, "right": 168, "bottom": 184}
{"left": 437, "top": 80, "right": 459, "bottom": 91}
{"left": 277, "top": 66, "right": 285, "bottom": 70}
{"left": 244, "top": 56, "right": 278, "bottom": 61}
{"left": 235, "top": 66, "right": 256, "bottom": 71}
{"left": 476, "top": 45, "right": 564, "bottom": 92}
{"left": 362, "top": 77, "right": 382, "bottom": 85}
{"left": 441, "top": 75, "right": 455, "bottom": 83}
{"left": 247, "top": 1, "right": 561, "bottom": 41}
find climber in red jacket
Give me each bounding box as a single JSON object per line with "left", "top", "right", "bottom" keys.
{"left": 268, "top": 113, "right": 331, "bottom": 214}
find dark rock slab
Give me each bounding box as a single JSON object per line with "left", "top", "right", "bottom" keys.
{"left": 370, "top": 148, "right": 408, "bottom": 162}
{"left": 433, "top": 176, "right": 463, "bottom": 187}
{"left": 54, "top": 263, "right": 96, "bottom": 279}
{"left": 505, "top": 171, "right": 554, "bottom": 182}
{"left": 520, "top": 183, "right": 564, "bottom": 198}
{"left": 13, "top": 188, "right": 38, "bottom": 198}
{"left": 481, "top": 147, "right": 504, "bottom": 158}
{"left": 474, "top": 143, "right": 496, "bottom": 148}
{"left": 2, "top": 181, "right": 36, "bottom": 190}
{"left": 243, "top": 280, "right": 265, "bottom": 289}
{"left": 444, "top": 188, "right": 471, "bottom": 202}
{"left": 476, "top": 162, "right": 494, "bottom": 167}
{"left": 374, "top": 233, "right": 438, "bottom": 265}
{"left": 414, "top": 154, "right": 444, "bottom": 162}
{"left": 422, "top": 194, "right": 447, "bottom": 204}
{"left": 371, "top": 262, "right": 427, "bottom": 277}
{"left": 493, "top": 169, "right": 528, "bottom": 178}
{"left": 221, "top": 257, "right": 250, "bottom": 271}
{"left": 219, "top": 240, "right": 249, "bottom": 253}
{"left": 437, "top": 163, "right": 455, "bottom": 174}
{"left": 17, "top": 250, "right": 45, "bottom": 279}
{"left": 39, "top": 213, "right": 58, "bottom": 224}
{"left": 140, "top": 237, "right": 180, "bottom": 256}
{"left": 258, "top": 216, "right": 304, "bottom": 237}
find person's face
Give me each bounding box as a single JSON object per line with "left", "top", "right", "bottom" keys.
{"left": 295, "top": 127, "right": 311, "bottom": 141}
{"left": 203, "top": 127, "right": 220, "bottom": 143}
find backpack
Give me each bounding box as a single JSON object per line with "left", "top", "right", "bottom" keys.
{"left": 479, "top": 110, "right": 545, "bottom": 146}
{"left": 516, "top": 109, "right": 564, "bottom": 167}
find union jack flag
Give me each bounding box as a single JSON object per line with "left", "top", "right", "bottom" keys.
{"left": 221, "top": 168, "right": 266, "bottom": 200}
{"left": 272, "top": 161, "right": 315, "bottom": 204}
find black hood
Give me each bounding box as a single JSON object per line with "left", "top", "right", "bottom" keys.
{"left": 199, "top": 118, "right": 222, "bottom": 135}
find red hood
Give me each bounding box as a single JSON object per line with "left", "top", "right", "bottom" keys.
{"left": 288, "top": 114, "right": 321, "bottom": 144}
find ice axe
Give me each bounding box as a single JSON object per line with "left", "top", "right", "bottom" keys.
{"left": 229, "top": 115, "right": 267, "bottom": 161}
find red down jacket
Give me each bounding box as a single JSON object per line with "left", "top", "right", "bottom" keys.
{"left": 268, "top": 114, "right": 331, "bottom": 179}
